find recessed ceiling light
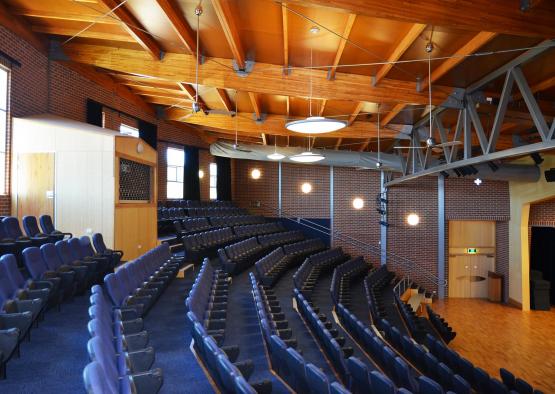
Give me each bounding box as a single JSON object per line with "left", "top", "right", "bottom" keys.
{"left": 309, "top": 26, "right": 320, "bottom": 34}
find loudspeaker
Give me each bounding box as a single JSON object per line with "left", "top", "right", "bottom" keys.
{"left": 544, "top": 168, "right": 555, "bottom": 182}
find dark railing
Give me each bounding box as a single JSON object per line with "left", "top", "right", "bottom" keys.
{"left": 252, "top": 202, "right": 447, "bottom": 292}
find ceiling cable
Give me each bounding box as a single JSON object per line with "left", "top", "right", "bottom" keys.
{"left": 63, "top": 0, "right": 129, "bottom": 46}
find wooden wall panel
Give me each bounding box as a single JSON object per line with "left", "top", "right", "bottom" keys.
{"left": 15, "top": 153, "right": 54, "bottom": 221}
{"left": 114, "top": 206, "right": 157, "bottom": 260}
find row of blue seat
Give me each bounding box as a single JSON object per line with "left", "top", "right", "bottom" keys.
{"left": 84, "top": 285, "right": 164, "bottom": 394}
{"left": 161, "top": 199, "right": 234, "bottom": 208}
{"left": 251, "top": 273, "right": 351, "bottom": 394}
{"left": 363, "top": 266, "right": 395, "bottom": 324}
{"left": 183, "top": 227, "right": 238, "bottom": 262}
{"left": 186, "top": 260, "right": 270, "bottom": 393}
{"left": 394, "top": 293, "right": 434, "bottom": 344}
{"left": 293, "top": 247, "right": 349, "bottom": 296}
{"left": 159, "top": 206, "right": 247, "bottom": 222}
{"left": 425, "top": 305, "right": 456, "bottom": 343}
{"left": 174, "top": 215, "right": 266, "bottom": 238}
{"left": 330, "top": 256, "right": 369, "bottom": 306}
{"left": 104, "top": 244, "right": 180, "bottom": 317}
{"left": 233, "top": 222, "right": 285, "bottom": 238}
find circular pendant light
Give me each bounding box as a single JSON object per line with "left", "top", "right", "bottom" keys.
{"left": 267, "top": 138, "right": 286, "bottom": 160}
{"left": 290, "top": 151, "right": 325, "bottom": 163}
{"left": 286, "top": 116, "right": 347, "bottom": 134}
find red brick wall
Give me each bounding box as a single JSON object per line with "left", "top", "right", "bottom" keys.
{"left": 282, "top": 163, "right": 330, "bottom": 218}
{"left": 332, "top": 167, "right": 381, "bottom": 262}
{"left": 0, "top": 25, "right": 211, "bottom": 211}
{"left": 529, "top": 198, "right": 555, "bottom": 227}
{"left": 233, "top": 160, "right": 279, "bottom": 216}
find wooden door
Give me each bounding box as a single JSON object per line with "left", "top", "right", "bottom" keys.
{"left": 448, "top": 220, "right": 496, "bottom": 298}
{"left": 16, "top": 153, "right": 55, "bottom": 221}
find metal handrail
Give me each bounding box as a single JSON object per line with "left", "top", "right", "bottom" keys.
{"left": 253, "top": 202, "right": 447, "bottom": 290}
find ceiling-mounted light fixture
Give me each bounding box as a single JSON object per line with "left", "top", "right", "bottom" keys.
{"left": 290, "top": 136, "right": 325, "bottom": 163}
{"left": 267, "top": 137, "right": 285, "bottom": 160}
{"left": 285, "top": 27, "right": 346, "bottom": 135}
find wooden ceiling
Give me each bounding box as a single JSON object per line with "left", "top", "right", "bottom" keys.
{"left": 2, "top": 0, "right": 555, "bottom": 152}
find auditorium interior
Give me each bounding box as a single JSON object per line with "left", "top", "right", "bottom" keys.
{"left": 0, "top": 0, "right": 554, "bottom": 393}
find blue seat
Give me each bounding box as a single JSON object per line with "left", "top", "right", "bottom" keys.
{"left": 437, "top": 362, "right": 454, "bottom": 389}
{"left": 77, "top": 237, "right": 112, "bottom": 274}
{"left": 234, "top": 375, "right": 256, "bottom": 394}
{"left": 457, "top": 357, "right": 475, "bottom": 386}
{"left": 83, "top": 361, "right": 116, "bottom": 394}
{"left": 41, "top": 243, "right": 89, "bottom": 294}
{"left": 452, "top": 374, "right": 471, "bottom": 394}
{"left": 56, "top": 240, "right": 100, "bottom": 284}
{"left": 305, "top": 363, "right": 330, "bottom": 394}
{"left": 330, "top": 381, "right": 351, "bottom": 394}
{"left": 92, "top": 233, "right": 123, "bottom": 267}
{"left": 514, "top": 378, "right": 533, "bottom": 394}
{"left": 347, "top": 356, "right": 370, "bottom": 394}
{"left": 500, "top": 368, "right": 515, "bottom": 390}
{"left": 473, "top": 367, "right": 491, "bottom": 393}
{"left": 394, "top": 357, "right": 418, "bottom": 392}
{"left": 418, "top": 375, "right": 444, "bottom": 394}
{"left": 39, "top": 215, "right": 72, "bottom": 240}
{"left": 285, "top": 347, "right": 308, "bottom": 393}
{"left": 424, "top": 351, "right": 440, "bottom": 381}
{"left": 0, "top": 261, "right": 43, "bottom": 324}
{"left": 369, "top": 370, "right": 395, "bottom": 394}
{"left": 490, "top": 377, "right": 509, "bottom": 394}
{"left": 22, "top": 216, "right": 59, "bottom": 243}
{"left": 22, "top": 247, "right": 68, "bottom": 303}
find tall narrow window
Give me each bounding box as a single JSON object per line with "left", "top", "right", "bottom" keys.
{"left": 167, "top": 147, "right": 184, "bottom": 199}
{"left": 209, "top": 162, "right": 217, "bottom": 200}
{"left": 0, "top": 67, "right": 8, "bottom": 194}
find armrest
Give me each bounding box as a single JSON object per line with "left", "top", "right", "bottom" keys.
{"left": 126, "top": 347, "right": 155, "bottom": 373}
{"left": 120, "top": 318, "right": 144, "bottom": 335}
{"left": 19, "top": 288, "right": 49, "bottom": 302}
{"left": 116, "top": 307, "right": 139, "bottom": 321}
{"left": 123, "top": 331, "right": 149, "bottom": 351}
{"left": 130, "top": 368, "right": 163, "bottom": 394}
{"left": 205, "top": 319, "right": 226, "bottom": 330}
{"left": 27, "top": 280, "right": 52, "bottom": 290}
{"left": 221, "top": 345, "right": 239, "bottom": 362}
{"left": 13, "top": 299, "right": 42, "bottom": 316}
{"left": 135, "top": 288, "right": 157, "bottom": 298}
{"left": 0, "top": 311, "right": 32, "bottom": 332}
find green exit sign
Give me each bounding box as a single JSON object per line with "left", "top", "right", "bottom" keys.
{"left": 467, "top": 248, "right": 478, "bottom": 254}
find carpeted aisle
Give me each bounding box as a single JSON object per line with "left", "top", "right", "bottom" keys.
{"left": 144, "top": 275, "right": 215, "bottom": 394}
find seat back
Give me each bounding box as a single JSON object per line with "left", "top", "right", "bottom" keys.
{"left": 22, "top": 247, "right": 48, "bottom": 279}
{"left": 369, "top": 370, "right": 395, "bottom": 394}
{"left": 3, "top": 217, "right": 24, "bottom": 238}
{"left": 0, "top": 261, "right": 19, "bottom": 307}
{"left": 1, "top": 254, "right": 26, "bottom": 289}
{"left": 80, "top": 236, "right": 96, "bottom": 257}
{"left": 39, "top": 215, "right": 56, "bottom": 234}
{"left": 55, "top": 240, "right": 75, "bottom": 264}
{"left": 305, "top": 363, "right": 330, "bottom": 394}
{"left": 417, "top": 376, "right": 443, "bottom": 394}
{"left": 68, "top": 238, "right": 86, "bottom": 260}
{"left": 234, "top": 376, "right": 256, "bottom": 394}
{"left": 41, "top": 243, "right": 64, "bottom": 271}
{"left": 92, "top": 233, "right": 107, "bottom": 254}
{"left": 83, "top": 361, "right": 118, "bottom": 394}
{"left": 23, "top": 216, "right": 42, "bottom": 237}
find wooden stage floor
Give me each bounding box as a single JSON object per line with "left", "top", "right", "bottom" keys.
{"left": 432, "top": 299, "right": 555, "bottom": 393}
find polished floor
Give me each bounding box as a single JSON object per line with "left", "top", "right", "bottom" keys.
{"left": 433, "top": 299, "right": 555, "bottom": 393}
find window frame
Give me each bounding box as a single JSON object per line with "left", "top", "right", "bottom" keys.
{"left": 0, "top": 66, "right": 10, "bottom": 195}
{"left": 166, "top": 147, "right": 185, "bottom": 200}
{"left": 209, "top": 162, "right": 217, "bottom": 200}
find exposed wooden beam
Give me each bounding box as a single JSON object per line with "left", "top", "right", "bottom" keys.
{"left": 382, "top": 103, "right": 405, "bottom": 126}
{"left": 289, "top": 0, "right": 555, "bottom": 38}
{"left": 211, "top": 0, "right": 245, "bottom": 69}
{"left": 248, "top": 92, "right": 262, "bottom": 120}
{"left": 328, "top": 13, "right": 357, "bottom": 80}
{"left": 319, "top": 99, "right": 327, "bottom": 116}
{"left": 65, "top": 43, "right": 451, "bottom": 105}
{"left": 285, "top": 96, "right": 290, "bottom": 118}
{"left": 206, "top": 130, "right": 261, "bottom": 144}
{"left": 334, "top": 138, "right": 342, "bottom": 150}
{"left": 216, "top": 88, "right": 234, "bottom": 112}
{"left": 348, "top": 102, "right": 365, "bottom": 126}
{"left": 12, "top": 8, "right": 120, "bottom": 25}
{"left": 421, "top": 31, "right": 498, "bottom": 90}
{"left": 31, "top": 25, "right": 135, "bottom": 43}
{"left": 98, "top": 0, "right": 163, "bottom": 60}
{"left": 358, "top": 139, "right": 370, "bottom": 152}
{"left": 0, "top": 2, "right": 48, "bottom": 54}
{"left": 178, "top": 82, "right": 208, "bottom": 109}
{"left": 156, "top": 0, "right": 197, "bottom": 54}
{"left": 281, "top": 3, "right": 289, "bottom": 68}
{"left": 166, "top": 109, "right": 399, "bottom": 138}
{"left": 374, "top": 23, "right": 426, "bottom": 85}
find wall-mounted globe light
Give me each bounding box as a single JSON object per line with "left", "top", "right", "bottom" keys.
{"left": 301, "top": 182, "right": 312, "bottom": 194}
{"left": 407, "top": 213, "right": 420, "bottom": 226}
{"left": 251, "top": 168, "right": 261, "bottom": 179}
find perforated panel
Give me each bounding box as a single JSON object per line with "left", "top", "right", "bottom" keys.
{"left": 119, "top": 158, "right": 151, "bottom": 201}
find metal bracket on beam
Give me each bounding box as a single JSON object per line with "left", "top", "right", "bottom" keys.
{"left": 327, "top": 68, "right": 335, "bottom": 81}
{"left": 416, "top": 76, "right": 422, "bottom": 92}
{"left": 48, "top": 40, "right": 70, "bottom": 61}
{"left": 442, "top": 88, "right": 466, "bottom": 109}
{"left": 283, "top": 64, "right": 291, "bottom": 76}
{"left": 155, "top": 105, "right": 166, "bottom": 120}
{"left": 520, "top": 0, "right": 531, "bottom": 12}
{"left": 371, "top": 75, "right": 376, "bottom": 87}
{"left": 253, "top": 113, "right": 267, "bottom": 124}
{"left": 233, "top": 60, "right": 255, "bottom": 77}
{"left": 158, "top": 50, "right": 166, "bottom": 61}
